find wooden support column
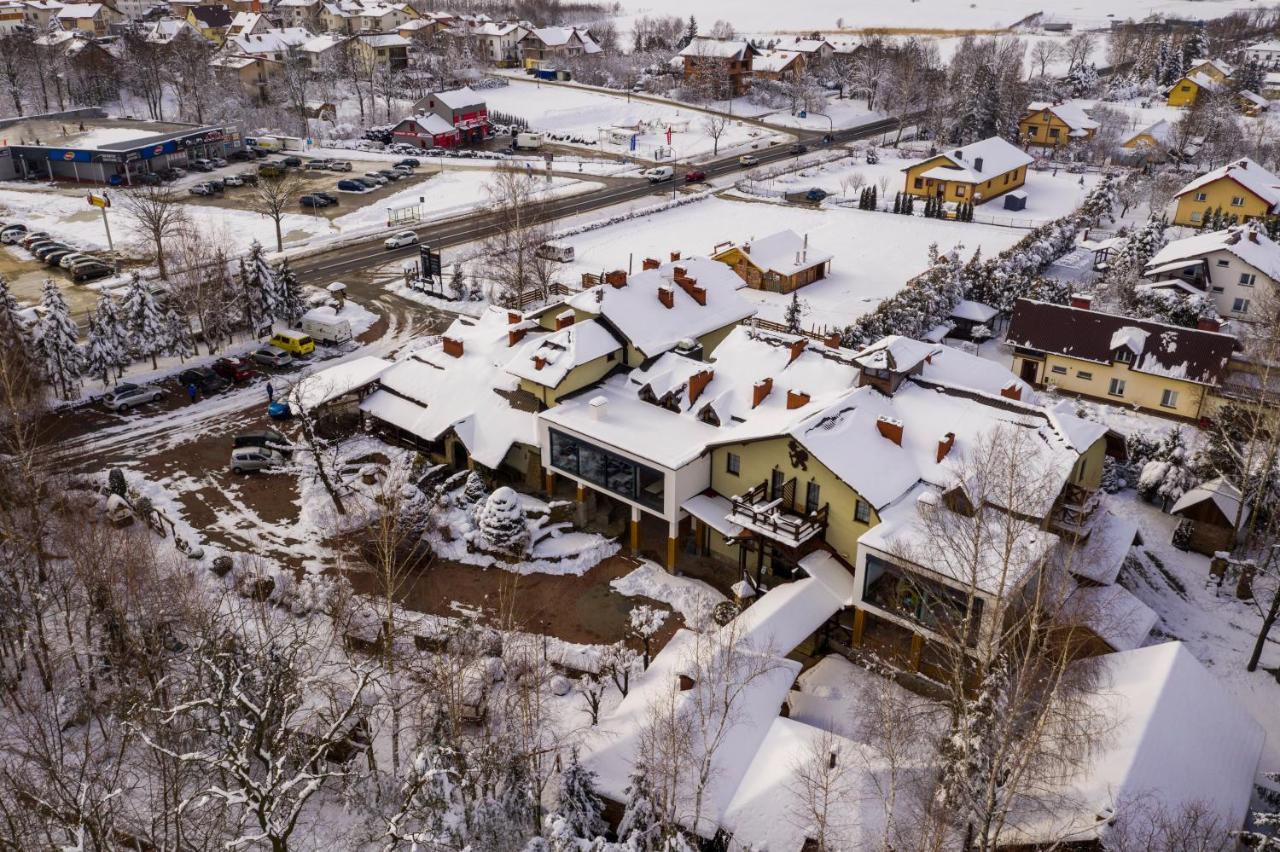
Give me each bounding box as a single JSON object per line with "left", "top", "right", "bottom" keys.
{"left": 909, "top": 632, "right": 925, "bottom": 672}
{"left": 630, "top": 505, "right": 640, "bottom": 555}
{"left": 666, "top": 517, "right": 679, "bottom": 571}
{"left": 543, "top": 469, "right": 556, "bottom": 495}
{"left": 576, "top": 483, "right": 586, "bottom": 503}
{"left": 851, "top": 607, "right": 866, "bottom": 647}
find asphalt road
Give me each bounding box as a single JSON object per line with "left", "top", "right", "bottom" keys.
{"left": 290, "top": 114, "right": 911, "bottom": 286}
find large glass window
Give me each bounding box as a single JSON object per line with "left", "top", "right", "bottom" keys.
{"left": 862, "top": 555, "right": 982, "bottom": 646}
{"left": 549, "top": 429, "right": 664, "bottom": 511}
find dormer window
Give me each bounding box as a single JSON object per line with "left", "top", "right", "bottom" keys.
{"left": 1114, "top": 349, "right": 1134, "bottom": 364}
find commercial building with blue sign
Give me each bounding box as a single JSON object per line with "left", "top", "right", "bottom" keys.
{"left": 0, "top": 107, "right": 242, "bottom": 185}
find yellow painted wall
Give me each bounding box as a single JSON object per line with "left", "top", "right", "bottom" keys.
{"left": 1188, "top": 60, "right": 1229, "bottom": 83}
{"left": 517, "top": 353, "right": 618, "bottom": 408}
{"left": 903, "top": 157, "right": 1026, "bottom": 206}
{"left": 1014, "top": 352, "right": 1208, "bottom": 419}
{"left": 1167, "top": 76, "right": 1202, "bottom": 108}
{"left": 1172, "top": 176, "right": 1274, "bottom": 226}
{"left": 708, "top": 436, "right": 879, "bottom": 566}
{"left": 1018, "top": 109, "right": 1089, "bottom": 147}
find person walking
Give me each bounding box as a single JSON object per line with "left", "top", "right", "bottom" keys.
{"left": 266, "top": 381, "right": 275, "bottom": 403}
{"left": 187, "top": 383, "right": 198, "bottom": 404}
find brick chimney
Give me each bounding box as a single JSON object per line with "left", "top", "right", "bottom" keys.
{"left": 533, "top": 354, "right": 547, "bottom": 371}
{"left": 999, "top": 383, "right": 1022, "bottom": 401}
{"left": 672, "top": 265, "right": 688, "bottom": 281}
{"left": 642, "top": 257, "right": 661, "bottom": 271}
{"left": 442, "top": 336, "right": 463, "bottom": 358}
{"left": 688, "top": 369, "right": 714, "bottom": 404}
{"left": 555, "top": 312, "right": 575, "bottom": 330}
{"left": 1069, "top": 293, "right": 1093, "bottom": 310}
{"left": 670, "top": 251, "right": 681, "bottom": 262}
{"left": 1197, "top": 316, "right": 1221, "bottom": 332}
{"left": 508, "top": 326, "right": 528, "bottom": 347}
{"left": 752, "top": 377, "right": 773, "bottom": 408}
{"left": 788, "top": 338, "right": 807, "bottom": 364}
{"left": 658, "top": 285, "right": 674, "bottom": 309}
{"left": 876, "top": 415, "right": 903, "bottom": 446}
{"left": 936, "top": 431, "right": 955, "bottom": 462}
{"left": 824, "top": 332, "right": 842, "bottom": 349}
{"left": 786, "top": 389, "right": 810, "bottom": 409}
{"left": 605, "top": 269, "right": 627, "bottom": 286}
{"left": 675, "top": 276, "right": 707, "bottom": 306}
{"left": 507, "top": 310, "right": 521, "bottom": 325}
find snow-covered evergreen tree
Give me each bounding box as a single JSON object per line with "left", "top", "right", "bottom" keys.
{"left": 163, "top": 305, "right": 195, "bottom": 361}
{"left": 36, "top": 280, "right": 84, "bottom": 399}
{"left": 476, "top": 486, "right": 529, "bottom": 556}
{"left": 84, "top": 295, "right": 131, "bottom": 388}
{"left": 554, "top": 748, "right": 606, "bottom": 842}
{"left": 244, "top": 241, "right": 278, "bottom": 328}
{"left": 783, "top": 290, "right": 806, "bottom": 332}
{"left": 449, "top": 263, "right": 466, "bottom": 300}
{"left": 121, "top": 274, "right": 166, "bottom": 369}
{"left": 617, "top": 763, "right": 664, "bottom": 852}
{"left": 273, "top": 259, "right": 307, "bottom": 324}
{"left": 0, "top": 275, "right": 32, "bottom": 353}
{"left": 1180, "top": 28, "right": 1208, "bottom": 73}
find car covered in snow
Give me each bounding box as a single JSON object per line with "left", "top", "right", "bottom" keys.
{"left": 233, "top": 429, "right": 293, "bottom": 456}
{"left": 103, "top": 382, "right": 165, "bottom": 413}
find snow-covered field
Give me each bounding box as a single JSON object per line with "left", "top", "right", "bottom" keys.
{"left": 482, "top": 80, "right": 787, "bottom": 162}
{"left": 542, "top": 193, "right": 1023, "bottom": 328}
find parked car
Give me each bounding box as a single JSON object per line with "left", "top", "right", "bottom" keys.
{"left": 384, "top": 230, "right": 418, "bottom": 249}
{"left": 305, "top": 161, "right": 329, "bottom": 171}
{"left": 178, "top": 367, "right": 230, "bottom": 395}
{"left": 70, "top": 262, "right": 112, "bottom": 283}
{"left": 250, "top": 347, "right": 293, "bottom": 368}
{"left": 642, "top": 166, "right": 674, "bottom": 183}
{"left": 211, "top": 356, "right": 255, "bottom": 383}
{"left": 136, "top": 172, "right": 162, "bottom": 186}
{"left": 228, "top": 149, "right": 253, "bottom": 162}
{"left": 237, "top": 171, "right": 259, "bottom": 185}
{"left": 205, "top": 178, "right": 225, "bottom": 192}
{"left": 103, "top": 382, "right": 164, "bottom": 413}
{"left": 355, "top": 177, "right": 381, "bottom": 189}
{"left": 805, "top": 187, "right": 828, "bottom": 202}
{"left": 0, "top": 225, "right": 28, "bottom": 244}
{"left": 230, "top": 446, "right": 288, "bottom": 474}
{"left": 19, "top": 232, "right": 50, "bottom": 248}
{"left": 31, "top": 242, "right": 68, "bottom": 261}
{"left": 337, "top": 179, "right": 367, "bottom": 193}
{"left": 395, "top": 158, "right": 420, "bottom": 168}
{"left": 223, "top": 174, "right": 245, "bottom": 187}
{"left": 363, "top": 172, "right": 388, "bottom": 185}
{"left": 738, "top": 154, "right": 759, "bottom": 167}
{"left": 211, "top": 157, "right": 229, "bottom": 168}
{"left": 376, "top": 169, "right": 402, "bottom": 181}
{"left": 791, "top": 143, "right": 808, "bottom": 155}
{"left": 258, "top": 163, "right": 285, "bottom": 178}
{"left": 43, "top": 248, "right": 77, "bottom": 266}
{"left": 189, "top": 183, "right": 214, "bottom": 196}
{"left": 300, "top": 194, "right": 331, "bottom": 208}
{"left": 60, "top": 252, "right": 96, "bottom": 269}
{"left": 189, "top": 159, "right": 214, "bottom": 172}
{"left": 329, "top": 160, "right": 353, "bottom": 172}
{"left": 251, "top": 148, "right": 269, "bottom": 159}
{"left": 314, "top": 191, "right": 338, "bottom": 205}
{"left": 684, "top": 170, "right": 707, "bottom": 183}
{"left": 266, "top": 329, "right": 315, "bottom": 356}
{"left": 233, "top": 428, "right": 292, "bottom": 455}
{"left": 282, "top": 156, "right": 302, "bottom": 168}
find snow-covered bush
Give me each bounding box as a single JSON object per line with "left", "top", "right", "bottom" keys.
{"left": 476, "top": 487, "right": 530, "bottom": 557}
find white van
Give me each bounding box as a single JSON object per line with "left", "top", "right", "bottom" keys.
{"left": 514, "top": 132, "right": 544, "bottom": 150}
{"left": 302, "top": 315, "right": 353, "bottom": 345}
{"left": 535, "top": 242, "right": 575, "bottom": 263}
{"left": 643, "top": 166, "right": 674, "bottom": 183}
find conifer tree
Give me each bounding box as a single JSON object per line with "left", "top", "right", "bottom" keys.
{"left": 273, "top": 259, "right": 306, "bottom": 324}
{"left": 84, "top": 294, "right": 131, "bottom": 386}
{"left": 0, "top": 275, "right": 33, "bottom": 355}
{"left": 869, "top": 185, "right": 877, "bottom": 211}
{"left": 784, "top": 289, "right": 806, "bottom": 333}
{"left": 617, "top": 763, "right": 663, "bottom": 852}
{"left": 121, "top": 273, "right": 166, "bottom": 369}
{"left": 554, "top": 748, "right": 606, "bottom": 842}
{"left": 36, "top": 280, "right": 83, "bottom": 399}
{"left": 163, "top": 305, "right": 195, "bottom": 361}
{"left": 476, "top": 486, "right": 529, "bottom": 556}
{"left": 892, "top": 192, "right": 901, "bottom": 214}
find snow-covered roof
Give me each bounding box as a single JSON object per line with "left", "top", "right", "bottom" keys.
{"left": 359, "top": 307, "right": 545, "bottom": 468}
{"left": 301, "top": 33, "right": 346, "bottom": 52}
{"left": 289, "top": 354, "right": 391, "bottom": 412}
{"left": 786, "top": 37, "right": 832, "bottom": 53}
{"left": 1175, "top": 157, "right": 1280, "bottom": 213}
{"left": 141, "top": 17, "right": 197, "bottom": 42}
{"left": 677, "top": 35, "right": 754, "bottom": 60}
{"left": 228, "top": 27, "right": 313, "bottom": 55}
{"left": 724, "top": 229, "right": 834, "bottom": 277}
{"left": 430, "top": 86, "right": 483, "bottom": 110}
{"left": 565, "top": 257, "right": 754, "bottom": 359}
{"left": 918, "top": 343, "right": 1035, "bottom": 401}
{"left": 1123, "top": 118, "right": 1175, "bottom": 149}
{"left": 1025, "top": 100, "right": 1099, "bottom": 134}
{"left": 1248, "top": 39, "right": 1280, "bottom": 51}
{"left": 1001, "top": 642, "right": 1264, "bottom": 847}
{"left": 680, "top": 493, "right": 743, "bottom": 538}
{"left": 733, "top": 552, "right": 855, "bottom": 654}
{"left": 1062, "top": 582, "right": 1158, "bottom": 652}
{"left": 358, "top": 31, "right": 409, "bottom": 47}
{"left": 905, "top": 136, "right": 1034, "bottom": 184}
{"left": 228, "top": 10, "right": 264, "bottom": 31}
{"left": 752, "top": 50, "right": 803, "bottom": 73}
{"left": 398, "top": 112, "right": 455, "bottom": 135}
{"left": 949, "top": 298, "right": 998, "bottom": 324}
{"left": 523, "top": 25, "right": 599, "bottom": 52}
{"left": 1070, "top": 507, "right": 1140, "bottom": 585}
{"left": 1148, "top": 224, "right": 1280, "bottom": 284}
{"left": 1169, "top": 476, "right": 1249, "bottom": 529}
{"left": 1238, "top": 89, "right": 1270, "bottom": 109}
{"left": 852, "top": 334, "right": 940, "bottom": 373}
{"left": 1189, "top": 57, "right": 1233, "bottom": 77}
{"left": 56, "top": 3, "right": 102, "bottom": 17}
{"left": 503, "top": 318, "right": 619, "bottom": 388}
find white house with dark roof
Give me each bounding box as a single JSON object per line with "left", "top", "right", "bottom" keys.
{"left": 1144, "top": 223, "right": 1280, "bottom": 321}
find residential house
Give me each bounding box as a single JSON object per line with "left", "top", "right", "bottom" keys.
{"left": 1120, "top": 118, "right": 1176, "bottom": 161}
{"left": 273, "top": 0, "right": 319, "bottom": 30}
{"left": 0, "top": 1, "right": 25, "bottom": 30}
{"left": 1143, "top": 223, "right": 1280, "bottom": 321}
{"left": 56, "top": 2, "right": 122, "bottom": 34}
{"left": 503, "top": 316, "right": 622, "bottom": 408}
{"left": 446, "top": 19, "right": 525, "bottom": 64}
{"left": 389, "top": 112, "right": 459, "bottom": 148}
{"left": 1169, "top": 476, "right": 1249, "bottom": 554}
{"left": 299, "top": 31, "right": 346, "bottom": 70}
{"left": 1235, "top": 88, "right": 1270, "bottom": 116}
{"left": 711, "top": 229, "right": 833, "bottom": 293}
{"left": 185, "top": 3, "right": 232, "bottom": 42}
{"left": 23, "top": 0, "right": 64, "bottom": 29}
{"left": 1245, "top": 39, "right": 1280, "bottom": 68}
{"left": 1166, "top": 60, "right": 1231, "bottom": 108}
{"left": 411, "top": 86, "right": 488, "bottom": 143}
{"left": 516, "top": 25, "right": 600, "bottom": 68}
{"left": 209, "top": 52, "right": 276, "bottom": 102}
{"left": 1170, "top": 157, "right": 1280, "bottom": 227}
{"left": 901, "top": 136, "right": 1033, "bottom": 206}
{"left": 779, "top": 36, "right": 834, "bottom": 61}
{"left": 320, "top": 0, "right": 412, "bottom": 33}
{"left": 1188, "top": 57, "right": 1234, "bottom": 82}
{"left": 1018, "top": 100, "right": 1099, "bottom": 146}
{"left": 750, "top": 50, "right": 804, "bottom": 81}
{"left": 1006, "top": 296, "right": 1237, "bottom": 420}
{"left": 352, "top": 30, "right": 409, "bottom": 71}
{"left": 224, "top": 8, "right": 266, "bottom": 37}
{"left": 676, "top": 36, "right": 759, "bottom": 97}
{"left": 140, "top": 15, "right": 200, "bottom": 42}
{"left": 225, "top": 26, "right": 312, "bottom": 61}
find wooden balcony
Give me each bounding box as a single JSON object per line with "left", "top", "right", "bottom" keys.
{"left": 728, "top": 479, "right": 829, "bottom": 548}
{"left": 1052, "top": 482, "right": 1100, "bottom": 534}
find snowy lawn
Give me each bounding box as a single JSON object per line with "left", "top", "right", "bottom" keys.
{"left": 610, "top": 560, "right": 727, "bottom": 625}
{"left": 544, "top": 194, "right": 1022, "bottom": 329}
{"left": 482, "top": 79, "right": 787, "bottom": 162}
{"left": 751, "top": 97, "right": 884, "bottom": 131}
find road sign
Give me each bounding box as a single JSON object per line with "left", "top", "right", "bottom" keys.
{"left": 86, "top": 192, "right": 110, "bottom": 209}
{"left": 420, "top": 245, "right": 442, "bottom": 277}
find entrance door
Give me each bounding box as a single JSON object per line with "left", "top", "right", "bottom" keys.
{"left": 1020, "top": 358, "right": 1040, "bottom": 384}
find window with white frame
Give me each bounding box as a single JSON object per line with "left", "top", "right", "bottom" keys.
{"left": 1234, "top": 297, "right": 1251, "bottom": 313}
{"left": 1216, "top": 259, "right": 1230, "bottom": 267}
{"left": 1231, "top": 196, "right": 1245, "bottom": 207}
{"left": 1077, "top": 370, "right": 1093, "bottom": 380}
{"left": 1109, "top": 378, "right": 1126, "bottom": 396}
{"left": 1161, "top": 389, "right": 1179, "bottom": 408}
{"left": 726, "top": 452, "right": 740, "bottom": 476}
{"left": 1194, "top": 191, "right": 1208, "bottom": 201}
{"left": 1240, "top": 273, "right": 1256, "bottom": 286}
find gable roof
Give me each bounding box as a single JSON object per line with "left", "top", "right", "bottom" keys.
{"left": 228, "top": 26, "right": 312, "bottom": 53}
{"left": 503, "top": 317, "right": 620, "bottom": 388}
{"left": 56, "top": 2, "right": 104, "bottom": 17}
{"left": 1175, "top": 157, "right": 1280, "bottom": 212}
{"left": 522, "top": 25, "right": 599, "bottom": 51}
{"left": 1006, "top": 298, "right": 1236, "bottom": 387}
{"left": 678, "top": 35, "right": 757, "bottom": 60}
{"left": 1025, "top": 100, "right": 1100, "bottom": 134}
{"left": 1147, "top": 223, "right": 1280, "bottom": 283}
{"left": 1123, "top": 118, "right": 1174, "bottom": 148}
{"left": 1170, "top": 476, "right": 1248, "bottom": 529}
{"left": 188, "top": 4, "right": 232, "bottom": 27}
{"left": 718, "top": 229, "right": 833, "bottom": 276}
{"left": 396, "top": 112, "right": 456, "bottom": 135}
{"left": 904, "top": 135, "right": 1034, "bottom": 183}
{"left": 752, "top": 50, "right": 803, "bottom": 73}
{"left": 429, "top": 85, "right": 483, "bottom": 110}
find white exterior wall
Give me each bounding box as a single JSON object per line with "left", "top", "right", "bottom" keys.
{"left": 1245, "top": 45, "right": 1280, "bottom": 68}
{"left": 1203, "top": 248, "right": 1275, "bottom": 320}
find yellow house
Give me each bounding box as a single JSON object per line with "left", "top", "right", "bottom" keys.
{"left": 55, "top": 2, "right": 124, "bottom": 35}
{"left": 1167, "top": 69, "right": 1223, "bottom": 107}
{"left": 503, "top": 315, "right": 623, "bottom": 408}
{"left": 186, "top": 5, "right": 234, "bottom": 43}
{"left": 1121, "top": 119, "right": 1177, "bottom": 161}
{"left": 1187, "top": 57, "right": 1233, "bottom": 83}
{"left": 1170, "top": 157, "right": 1280, "bottom": 227}
{"left": 710, "top": 229, "right": 834, "bottom": 294}
{"left": 901, "top": 136, "right": 1033, "bottom": 206}
{"left": 1018, "top": 100, "right": 1099, "bottom": 147}
{"left": 1007, "top": 297, "right": 1238, "bottom": 421}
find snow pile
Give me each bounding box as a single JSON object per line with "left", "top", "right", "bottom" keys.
{"left": 610, "top": 560, "right": 726, "bottom": 624}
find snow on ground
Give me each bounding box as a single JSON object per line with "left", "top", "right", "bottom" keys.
{"left": 754, "top": 97, "right": 884, "bottom": 131}
{"left": 610, "top": 560, "right": 727, "bottom": 624}
{"left": 1110, "top": 490, "right": 1280, "bottom": 769}
{"left": 542, "top": 193, "right": 1022, "bottom": 329}
{"left": 482, "top": 79, "right": 787, "bottom": 162}
{"left": 303, "top": 299, "right": 379, "bottom": 337}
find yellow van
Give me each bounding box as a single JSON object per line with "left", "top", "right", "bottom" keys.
{"left": 267, "top": 329, "right": 315, "bottom": 356}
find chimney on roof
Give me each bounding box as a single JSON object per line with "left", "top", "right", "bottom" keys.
{"left": 507, "top": 310, "right": 521, "bottom": 324}
{"left": 788, "top": 338, "right": 806, "bottom": 364}
{"left": 658, "top": 284, "right": 674, "bottom": 309}
{"left": 643, "top": 257, "right": 660, "bottom": 270}
{"left": 589, "top": 395, "right": 607, "bottom": 420}
{"left": 670, "top": 251, "right": 681, "bottom": 262}
{"left": 688, "top": 369, "right": 714, "bottom": 404}
{"left": 936, "top": 431, "right": 955, "bottom": 463}
{"left": 973, "top": 156, "right": 983, "bottom": 173}
{"left": 508, "top": 326, "right": 529, "bottom": 347}
{"left": 1069, "top": 293, "right": 1093, "bottom": 310}
{"left": 752, "top": 377, "right": 773, "bottom": 408}
{"left": 823, "top": 331, "right": 842, "bottom": 349}
{"left": 786, "top": 389, "right": 810, "bottom": 409}
{"left": 442, "top": 335, "right": 464, "bottom": 358}
{"left": 556, "top": 313, "right": 574, "bottom": 330}
{"left": 605, "top": 269, "right": 627, "bottom": 286}
{"left": 675, "top": 276, "right": 706, "bottom": 306}
{"left": 533, "top": 354, "right": 547, "bottom": 370}
{"left": 876, "top": 415, "right": 903, "bottom": 446}
{"left": 1197, "top": 316, "right": 1221, "bottom": 332}
{"left": 672, "top": 265, "right": 688, "bottom": 281}
{"left": 1000, "top": 383, "right": 1022, "bottom": 401}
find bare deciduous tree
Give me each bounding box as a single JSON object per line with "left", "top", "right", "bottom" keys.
{"left": 119, "top": 184, "right": 190, "bottom": 279}
{"left": 250, "top": 171, "right": 307, "bottom": 254}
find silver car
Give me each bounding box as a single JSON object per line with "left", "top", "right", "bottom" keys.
{"left": 103, "top": 382, "right": 164, "bottom": 413}
{"left": 230, "top": 446, "right": 288, "bottom": 474}
{"left": 250, "top": 347, "right": 293, "bottom": 368}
